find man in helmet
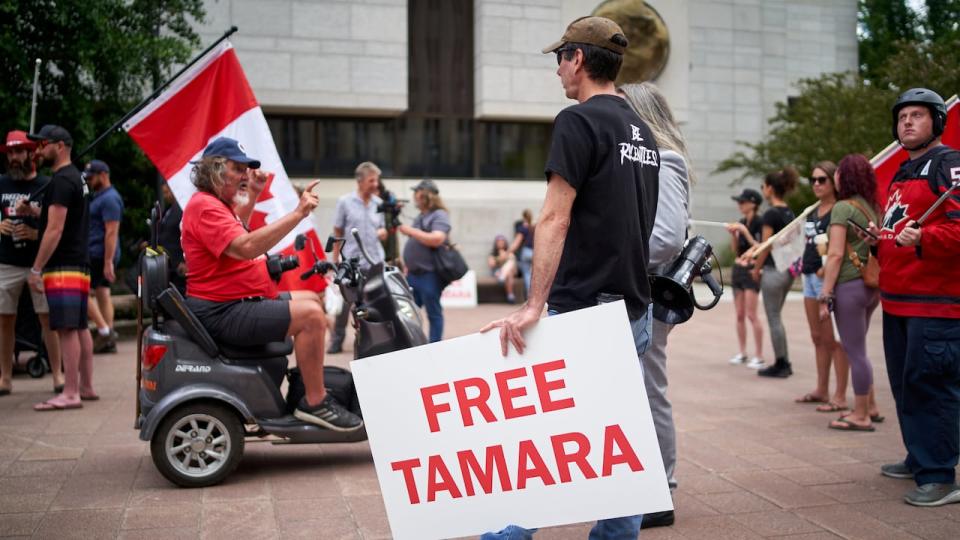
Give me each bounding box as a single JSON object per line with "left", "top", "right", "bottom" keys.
{"left": 861, "top": 88, "right": 960, "bottom": 506}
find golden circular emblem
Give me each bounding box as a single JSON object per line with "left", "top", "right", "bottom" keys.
{"left": 592, "top": 0, "right": 670, "bottom": 85}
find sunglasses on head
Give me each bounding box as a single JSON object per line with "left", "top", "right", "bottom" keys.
{"left": 809, "top": 175, "right": 830, "bottom": 186}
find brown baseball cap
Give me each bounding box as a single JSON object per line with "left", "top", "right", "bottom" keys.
{"left": 541, "top": 16, "right": 628, "bottom": 55}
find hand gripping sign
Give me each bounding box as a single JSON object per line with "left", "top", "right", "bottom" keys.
{"left": 351, "top": 302, "right": 672, "bottom": 539}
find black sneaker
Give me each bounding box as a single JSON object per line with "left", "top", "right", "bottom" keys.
{"left": 294, "top": 395, "right": 363, "bottom": 432}
{"left": 881, "top": 461, "right": 914, "bottom": 479}
{"left": 758, "top": 361, "right": 792, "bottom": 378}
{"left": 93, "top": 334, "right": 117, "bottom": 354}
{"left": 326, "top": 342, "right": 343, "bottom": 354}
{"left": 640, "top": 510, "right": 674, "bottom": 529}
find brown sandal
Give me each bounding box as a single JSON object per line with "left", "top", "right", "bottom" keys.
{"left": 816, "top": 402, "right": 849, "bottom": 413}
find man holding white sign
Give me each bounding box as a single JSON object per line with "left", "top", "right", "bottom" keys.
{"left": 480, "top": 15, "right": 662, "bottom": 538}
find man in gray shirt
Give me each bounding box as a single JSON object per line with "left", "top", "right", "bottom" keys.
{"left": 327, "top": 161, "right": 387, "bottom": 354}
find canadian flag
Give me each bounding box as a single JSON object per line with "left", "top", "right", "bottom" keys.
{"left": 871, "top": 95, "right": 959, "bottom": 203}
{"left": 122, "top": 41, "right": 325, "bottom": 292}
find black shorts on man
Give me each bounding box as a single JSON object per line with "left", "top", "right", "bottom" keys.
{"left": 185, "top": 296, "right": 291, "bottom": 348}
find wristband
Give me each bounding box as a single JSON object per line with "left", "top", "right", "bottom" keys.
{"left": 30, "top": 267, "right": 42, "bottom": 276}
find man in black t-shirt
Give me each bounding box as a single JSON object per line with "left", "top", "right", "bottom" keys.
{"left": 23, "top": 125, "right": 94, "bottom": 411}
{"left": 481, "top": 16, "right": 659, "bottom": 540}
{"left": 0, "top": 130, "right": 62, "bottom": 395}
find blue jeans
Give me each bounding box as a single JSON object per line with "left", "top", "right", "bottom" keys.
{"left": 883, "top": 313, "right": 960, "bottom": 486}
{"left": 518, "top": 247, "right": 534, "bottom": 293}
{"left": 480, "top": 308, "right": 651, "bottom": 540}
{"left": 407, "top": 271, "right": 444, "bottom": 342}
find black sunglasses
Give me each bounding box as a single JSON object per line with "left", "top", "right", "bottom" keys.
{"left": 555, "top": 47, "right": 574, "bottom": 66}
{"left": 809, "top": 175, "right": 830, "bottom": 186}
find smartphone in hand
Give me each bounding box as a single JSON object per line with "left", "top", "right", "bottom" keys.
{"left": 847, "top": 218, "right": 878, "bottom": 240}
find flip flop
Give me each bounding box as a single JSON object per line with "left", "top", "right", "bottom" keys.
{"left": 0, "top": 388, "right": 11, "bottom": 396}
{"left": 795, "top": 393, "right": 828, "bottom": 404}
{"left": 53, "top": 384, "right": 64, "bottom": 394}
{"left": 80, "top": 393, "right": 100, "bottom": 401}
{"left": 828, "top": 417, "right": 875, "bottom": 432}
{"left": 33, "top": 397, "right": 82, "bottom": 411}
{"left": 816, "top": 402, "right": 849, "bottom": 413}
{"left": 840, "top": 411, "right": 884, "bottom": 423}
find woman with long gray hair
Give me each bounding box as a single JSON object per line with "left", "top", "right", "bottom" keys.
{"left": 617, "top": 81, "right": 691, "bottom": 528}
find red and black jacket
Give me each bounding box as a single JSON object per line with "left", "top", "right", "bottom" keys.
{"left": 878, "top": 145, "right": 960, "bottom": 318}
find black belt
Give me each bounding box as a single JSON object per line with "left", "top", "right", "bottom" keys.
{"left": 240, "top": 296, "right": 267, "bottom": 302}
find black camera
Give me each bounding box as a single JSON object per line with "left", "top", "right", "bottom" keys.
{"left": 376, "top": 191, "right": 407, "bottom": 230}
{"left": 266, "top": 253, "right": 300, "bottom": 282}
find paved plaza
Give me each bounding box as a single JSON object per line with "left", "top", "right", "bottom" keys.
{"left": 1, "top": 296, "right": 958, "bottom": 539}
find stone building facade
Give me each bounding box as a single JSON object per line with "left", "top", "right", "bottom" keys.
{"left": 197, "top": 0, "right": 858, "bottom": 270}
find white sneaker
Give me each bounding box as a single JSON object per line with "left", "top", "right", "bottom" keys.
{"left": 746, "top": 357, "right": 765, "bottom": 369}
{"left": 728, "top": 353, "right": 746, "bottom": 365}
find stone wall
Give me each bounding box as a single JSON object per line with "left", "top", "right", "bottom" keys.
{"left": 683, "top": 0, "right": 858, "bottom": 248}
{"left": 198, "top": 0, "right": 408, "bottom": 114}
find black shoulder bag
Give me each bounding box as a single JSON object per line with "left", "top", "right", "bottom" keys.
{"left": 424, "top": 213, "right": 468, "bottom": 287}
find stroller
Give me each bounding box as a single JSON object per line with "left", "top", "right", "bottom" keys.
{"left": 12, "top": 284, "right": 49, "bottom": 378}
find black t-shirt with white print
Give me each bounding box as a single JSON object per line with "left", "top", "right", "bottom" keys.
{"left": 0, "top": 173, "right": 50, "bottom": 267}
{"left": 39, "top": 163, "right": 90, "bottom": 268}
{"left": 544, "top": 94, "right": 660, "bottom": 320}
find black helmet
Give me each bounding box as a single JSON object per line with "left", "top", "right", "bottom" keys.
{"left": 891, "top": 88, "right": 947, "bottom": 143}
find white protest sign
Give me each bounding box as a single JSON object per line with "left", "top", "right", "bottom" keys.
{"left": 351, "top": 301, "right": 672, "bottom": 540}
{"left": 440, "top": 270, "right": 478, "bottom": 308}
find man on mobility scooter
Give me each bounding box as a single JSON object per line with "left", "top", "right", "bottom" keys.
{"left": 180, "top": 137, "right": 362, "bottom": 432}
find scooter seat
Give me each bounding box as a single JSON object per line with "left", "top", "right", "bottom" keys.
{"left": 220, "top": 339, "right": 294, "bottom": 360}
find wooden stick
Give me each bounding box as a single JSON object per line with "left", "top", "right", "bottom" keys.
{"left": 749, "top": 201, "right": 821, "bottom": 259}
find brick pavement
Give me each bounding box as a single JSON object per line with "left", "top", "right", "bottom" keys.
{"left": 0, "top": 298, "right": 958, "bottom": 539}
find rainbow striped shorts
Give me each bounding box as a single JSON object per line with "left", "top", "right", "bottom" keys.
{"left": 43, "top": 266, "right": 90, "bottom": 330}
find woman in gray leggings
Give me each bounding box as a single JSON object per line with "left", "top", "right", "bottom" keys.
{"left": 752, "top": 168, "right": 799, "bottom": 378}
{"left": 819, "top": 154, "right": 882, "bottom": 432}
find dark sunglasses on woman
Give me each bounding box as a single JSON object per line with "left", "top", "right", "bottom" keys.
{"left": 809, "top": 175, "right": 830, "bottom": 186}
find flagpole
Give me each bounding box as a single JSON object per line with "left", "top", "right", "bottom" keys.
{"left": 748, "top": 201, "right": 821, "bottom": 259}
{"left": 78, "top": 26, "right": 239, "bottom": 158}
{"left": 29, "top": 58, "right": 41, "bottom": 133}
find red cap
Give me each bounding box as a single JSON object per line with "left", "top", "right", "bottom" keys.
{"left": 1, "top": 130, "right": 37, "bottom": 153}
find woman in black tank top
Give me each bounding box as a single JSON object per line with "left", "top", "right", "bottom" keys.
{"left": 795, "top": 161, "right": 849, "bottom": 412}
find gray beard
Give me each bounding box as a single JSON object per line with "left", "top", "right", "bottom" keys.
{"left": 233, "top": 192, "right": 250, "bottom": 208}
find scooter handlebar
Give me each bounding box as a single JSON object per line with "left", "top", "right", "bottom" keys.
{"left": 351, "top": 228, "right": 376, "bottom": 267}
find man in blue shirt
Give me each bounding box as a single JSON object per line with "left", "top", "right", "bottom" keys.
{"left": 327, "top": 161, "right": 387, "bottom": 353}
{"left": 84, "top": 160, "right": 123, "bottom": 353}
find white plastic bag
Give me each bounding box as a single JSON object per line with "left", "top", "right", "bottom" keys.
{"left": 324, "top": 281, "right": 343, "bottom": 317}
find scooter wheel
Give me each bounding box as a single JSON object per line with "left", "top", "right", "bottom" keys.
{"left": 27, "top": 355, "right": 47, "bottom": 378}
{"left": 150, "top": 402, "right": 245, "bottom": 488}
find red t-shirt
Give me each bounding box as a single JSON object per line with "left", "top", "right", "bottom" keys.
{"left": 182, "top": 191, "right": 278, "bottom": 302}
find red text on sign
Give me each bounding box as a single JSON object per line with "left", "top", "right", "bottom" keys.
{"left": 419, "top": 359, "right": 576, "bottom": 433}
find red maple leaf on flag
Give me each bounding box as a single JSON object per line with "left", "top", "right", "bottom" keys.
{"left": 247, "top": 170, "right": 275, "bottom": 231}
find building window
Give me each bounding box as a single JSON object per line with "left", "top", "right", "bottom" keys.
{"left": 266, "top": 115, "right": 551, "bottom": 179}
{"left": 478, "top": 122, "right": 553, "bottom": 179}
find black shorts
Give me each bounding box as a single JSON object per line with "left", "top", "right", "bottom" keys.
{"left": 185, "top": 296, "right": 291, "bottom": 347}
{"left": 731, "top": 265, "right": 760, "bottom": 292}
{"left": 89, "top": 257, "right": 110, "bottom": 289}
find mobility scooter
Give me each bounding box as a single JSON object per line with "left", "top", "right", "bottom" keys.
{"left": 136, "top": 222, "right": 427, "bottom": 488}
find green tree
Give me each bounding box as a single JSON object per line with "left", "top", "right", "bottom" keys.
{"left": 715, "top": 73, "right": 894, "bottom": 183}
{"left": 921, "top": 0, "right": 960, "bottom": 43}
{"left": 882, "top": 37, "right": 960, "bottom": 100}
{"left": 0, "top": 0, "right": 205, "bottom": 280}
{"left": 858, "top": 0, "right": 918, "bottom": 81}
